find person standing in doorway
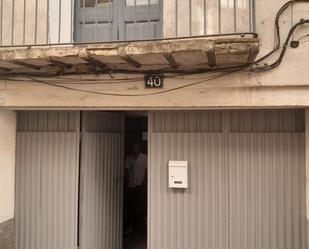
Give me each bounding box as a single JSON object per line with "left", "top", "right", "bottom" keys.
{"left": 124, "top": 142, "right": 147, "bottom": 235}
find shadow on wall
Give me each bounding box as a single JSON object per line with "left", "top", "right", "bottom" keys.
{"left": 0, "top": 219, "right": 14, "bottom": 249}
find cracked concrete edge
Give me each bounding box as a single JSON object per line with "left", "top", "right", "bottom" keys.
{"left": 0, "top": 37, "right": 259, "bottom": 61}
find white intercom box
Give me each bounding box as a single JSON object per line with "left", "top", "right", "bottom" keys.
{"left": 168, "top": 160, "right": 188, "bottom": 189}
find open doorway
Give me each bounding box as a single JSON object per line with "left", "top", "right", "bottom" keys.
{"left": 123, "top": 112, "right": 148, "bottom": 249}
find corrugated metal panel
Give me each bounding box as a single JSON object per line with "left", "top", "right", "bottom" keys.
{"left": 82, "top": 111, "right": 124, "bottom": 133}
{"left": 148, "top": 132, "right": 228, "bottom": 249}
{"left": 151, "top": 111, "right": 223, "bottom": 132}
{"left": 15, "top": 132, "right": 79, "bottom": 249}
{"left": 149, "top": 111, "right": 228, "bottom": 249}
{"left": 228, "top": 133, "right": 306, "bottom": 249}
{"left": 80, "top": 112, "right": 124, "bottom": 249}
{"left": 230, "top": 109, "right": 305, "bottom": 133}
{"left": 148, "top": 110, "right": 306, "bottom": 249}
{"left": 17, "top": 111, "right": 79, "bottom": 132}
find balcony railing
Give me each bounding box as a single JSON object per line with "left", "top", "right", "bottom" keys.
{"left": 0, "top": 0, "right": 256, "bottom": 46}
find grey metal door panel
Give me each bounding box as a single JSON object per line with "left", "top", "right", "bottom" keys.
{"left": 16, "top": 111, "right": 80, "bottom": 132}
{"left": 122, "top": 5, "right": 161, "bottom": 21}
{"left": 124, "top": 22, "right": 159, "bottom": 40}
{"left": 148, "top": 132, "right": 228, "bottom": 249}
{"left": 119, "top": 1, "right": 162, "bottom": 40}
{"left": 75, "top": 0, "right": 117, "bottom": 42}
{"left": 79, "top": 112, "right": 124, "bottom": 249}
{"left": 148, "top": 110, "right": 306, "bottom": 249}
{"left": 15, "top": 132, "right": 79, "bottom": 249}
{"left": 228, "top": 133, "right": 306, "bottom": 249}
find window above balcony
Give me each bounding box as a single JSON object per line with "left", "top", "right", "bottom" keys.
{"left": 75, "top": 0, "right": 162, "bottom": 42}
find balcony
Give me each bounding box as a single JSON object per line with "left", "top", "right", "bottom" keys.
{"left": 0, "top": 0, "right": 258, "bottom": 76}
{"left": 0, "top": 0, "right": 256, "bottom": 45}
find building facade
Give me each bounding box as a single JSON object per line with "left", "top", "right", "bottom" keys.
{"left": 1, "top": 1, "right": 309, "bottom": 249}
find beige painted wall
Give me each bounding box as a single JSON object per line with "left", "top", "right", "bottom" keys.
{"left": 1, "top": 64, "right": 309, "bottom": 109}
{"left": 163, "top": 0, "right": 309, "bottom": 97}
{"left": 0, "top": 0, "right": 307, "bottom": 108}
{"left": 0, "top": 110, "right": 16, "bottom": 223}
{"left": 0, "top": 1, "right": 308, "bottom": 247}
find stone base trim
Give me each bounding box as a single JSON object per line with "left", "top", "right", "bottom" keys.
{"left": 0, "top": 219, "right": 14, "bottom": 249}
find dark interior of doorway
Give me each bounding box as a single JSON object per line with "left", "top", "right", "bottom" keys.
{"left": 123, "top": 112, "right": 148, "bottom": 249}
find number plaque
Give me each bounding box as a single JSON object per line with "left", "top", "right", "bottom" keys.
{"left": 144, "top": 74, "right": 164, "bottom": 88}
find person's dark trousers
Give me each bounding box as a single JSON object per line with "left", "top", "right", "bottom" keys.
{"left": 127, "top": 185, "right": 147, "bottom": 228}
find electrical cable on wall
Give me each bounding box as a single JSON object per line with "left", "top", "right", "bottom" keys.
{"left": 2, "top": 0, "right": 309, "bottom": 81}
{"left": 26, "top": 69, "right": 241, "bottom": 97}
{"left": 253, "top": 18, "right": 309, "bottom": 72}
{"left": 1, "top": 0, "right": 309, "bottom": 95}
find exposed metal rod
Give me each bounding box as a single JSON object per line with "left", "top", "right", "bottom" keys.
{"left": 82, "top": 0, "right": 85, "bottom": 42}
{"left": 95, "top": 0, "right": 98, "bottom": 41}
{"left": 251, "top": 0, "right": 256, "bottom": 32}
{"left": 234, "top": 0, "right": 237, "bottom": 32}
{"left": 175, "top": 0, "right": 178, "bottom": 37}
{"left": 189, "top": 0, "right": 192, "bottom": 36}
{"left": 0, "top": 0, "right": 3, "bottom": 45}
{"left": 148, "top": 0, "right": 151, "bottom": 38}
{"left": 0, "top": 32, "right": 258, "bottom": 49}
{"left": 11, "top": 0, "right": 15, "bottom": 45}
{"left": 58, "top": 0, "right": 62, "bottom": 43}
{"left": 249, "top": 0, "right": 252, "bottom": 32}
{"left": 109, "top": 0, "right": 112, "bottom": 40}
{"left": 35, "top": 0, "right": 38, "bottom": 44}
{"left": 23, "top": 0, "right": 26, "bottom": 44}
{"left": 218, "top": 0, "right": 221, "bottom": 34}
{"left": 134, "top": 0, "right": 137, "bottom": 39}
{"left": 46, "top": 0, "right": 49, "bottom": 43}
{"left": 204, "top": 0, "right": 207, "bottom": 35}
{"left": 71, "top": 0, "right": 73, "bottom": 43}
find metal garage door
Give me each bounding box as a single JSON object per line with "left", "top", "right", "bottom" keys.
{"left": 75, "top": 0, "right": 162, "bottom": 42}
{"left": 15, "top": 111, "right": 80, "bottom": 249}
{"left": 148, "top": 111, "right": 228, "bottom": 249}
{"left": 79, "top": 112, "right": 125, "bottom": 249}
{"left": 148, "top": 110, "right": 306, "bottom": 249}
{"left": 228, "top": 110, "right": 306, "bottom": 249}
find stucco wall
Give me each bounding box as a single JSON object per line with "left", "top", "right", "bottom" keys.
{"left": 0, "top": 110, "right": 16, "bottom": 223}
{"left": 0, "top": 110, "right": 16, "bottom": 249}
{"left": 0, "top": 0, "right": 308, "bottom": 108}
{"left": 0, "top": 2, "right": 308, "bottom": 248}
{"left": 163, "top": 0, "right": 309, "bottom": 87}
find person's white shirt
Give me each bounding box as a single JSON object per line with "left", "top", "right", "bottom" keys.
{"left": 125, "top": 153, "right": 147, "bottom": 188}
